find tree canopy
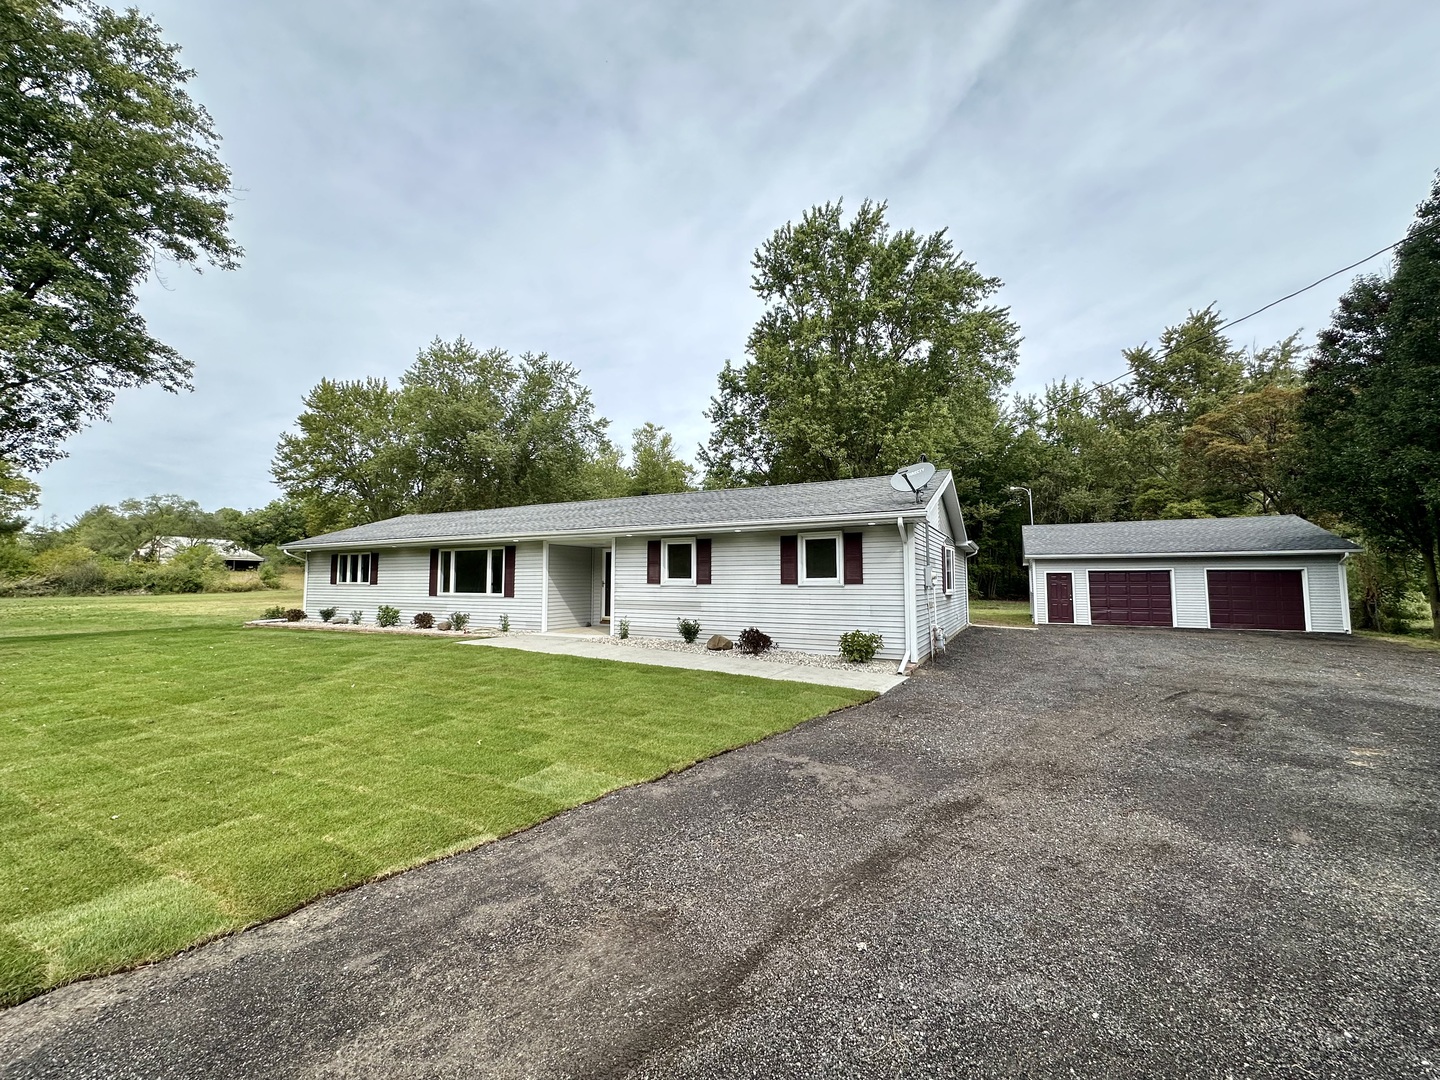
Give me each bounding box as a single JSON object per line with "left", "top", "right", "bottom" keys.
{"left": 273, "top": 338, "right": 687, "bottom": 534}
{"left": 0, "top": 0, "right": 239, "bottom": 471}
{"left": 700, "top": 199, "right": 1020, "bottom": 487}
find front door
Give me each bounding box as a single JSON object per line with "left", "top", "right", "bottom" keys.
{"left": 1046, "top": 572, "right": 1074, "bottom": 623}
{"left": 603, "top": 550, "right": 612, "bottom": 620}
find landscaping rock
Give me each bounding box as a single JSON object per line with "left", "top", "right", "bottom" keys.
{"left": 706, "top": 634, "right": 734, "bottom": 651}
{"left": 437, "top": 620, "right": 452, "bottom": 631}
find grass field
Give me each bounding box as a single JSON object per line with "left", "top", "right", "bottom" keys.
{"left": 968, "top": 597, "right": 1033, "bottom": 627}
{"left": 0, "top": 589, "right": 868, "bottom": 1006}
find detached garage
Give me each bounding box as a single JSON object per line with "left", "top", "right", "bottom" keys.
{"left": 1022, "top": 516, "right": 1359, "bottom": 634}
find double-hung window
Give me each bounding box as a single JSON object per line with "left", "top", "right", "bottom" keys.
{"left": 943, "top": 545, "right": 956, "bottom": 595}
{"left": 439, "top": 548, "right": 505, "bottom": 595}
{"left": 799, "top": 532, "right": 841, "bottom": 585}
{"left": 337, "top": 552, "right": 372, "bottom": 584}
{"left": 662, "top": 538, "right": 694, "bottom": 585}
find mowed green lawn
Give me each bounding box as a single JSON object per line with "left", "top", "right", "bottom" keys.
{"left": 968, "top": 597, "right": 1033, "bottom": 627}
{"left": 0, "top": 590, "right": 868, "bottom": 1005}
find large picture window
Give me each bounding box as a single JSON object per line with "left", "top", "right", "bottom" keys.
{"left": 337, "top": 552, "right": 371, "bottom": 584}
{"left": 800, "top": 533, "right": 841, "bottom": 584}
{"left": 439, "top": 548, "right": 505, "bottom": 595}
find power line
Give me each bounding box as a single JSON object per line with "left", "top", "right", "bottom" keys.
{"left": 1049, "top": 219, "right": 1440, "bottom": 411}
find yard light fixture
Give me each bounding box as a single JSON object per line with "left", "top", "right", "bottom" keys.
{"left": 1008, "top": 485, "right": 1034, "bottom": 525}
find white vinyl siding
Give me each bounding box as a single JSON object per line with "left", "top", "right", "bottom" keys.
{"left": 1028, "top": 554, "right": 1349, "bottom": 633}
{"left": 912, "top": 499, "right": 969, "bottom": 660}
{"left": 546, "top": 543, "right": 594, "bottom": 629}
{"left": 302, "top": 543, "right": 544, "bottom": 629}
{"left": 611, "top": 526, "right": 906, "bottom": 658}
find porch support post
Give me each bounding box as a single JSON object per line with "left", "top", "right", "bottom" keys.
{"left": 609, "top": 538, "right": 618, "bottom": 636}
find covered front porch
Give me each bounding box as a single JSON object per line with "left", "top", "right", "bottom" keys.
{"left": 540, "top": 540, "right": 614, "bottom": 634}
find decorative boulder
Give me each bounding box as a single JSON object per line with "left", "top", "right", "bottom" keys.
{"left": 436, "top": 620, "right": 452, "bottom": 631}
{"left": 706, "top": 634, "right": 734, "bottom": 651}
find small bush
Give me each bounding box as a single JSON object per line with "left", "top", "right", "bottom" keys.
{"left": 412, "top": 611, "right": 435, "bottom": 629}
{"left": 318, "top": 607, "right": 337, "bottom": 623}
{"left": 618, "top": 617, "right": 629, "bottom": 639}
{"left": 677, "top": 617, "right": 702, "bottom": 644}
{"left": 449, "top": 612, "right": 470, "bottom": 632}
{"left": 838, "top": 630, "right": 883, "bottom": 664}
{"left": 349, "top": 610, "right": 363, "bottom": 625}
{"left": 283, "top": 608, "right": 307, "bottom": 622}
{"left": 499, "top": 613, "right": 510, "bottom": 632}
{"left": 262, "top": 605, "right": 287, "bottom": 620}
{"left": 258, "top": 562, "right": 283, "bottom": 589}
{"left": 376, "top": 605, "right": 400, "bottom": 627}
{"left": 737, "top": 627, "right": 774, "bottom": 655}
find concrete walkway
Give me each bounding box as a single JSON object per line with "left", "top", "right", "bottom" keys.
{"left": 461, "top": 633, "right": 907, "bottom": 694}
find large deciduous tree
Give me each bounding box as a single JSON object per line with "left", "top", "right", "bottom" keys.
{"left": 273, "top": 339, "right": 628, "bottom": 533}
{"left": 700, "top": 199, "right": 1020, "bottom": 486}
{"left": 0, "top": 1, "right": 240, "bottom": 470}
{"left": 627, "top": 422, "right": 693, "bottom": 495}
{"left": 1298, "top": 173, "right": 1440, "bottom": 637}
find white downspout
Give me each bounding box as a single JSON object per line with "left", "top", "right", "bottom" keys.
{"left": 897, "top": 516, "right": 916, "bottom": 674}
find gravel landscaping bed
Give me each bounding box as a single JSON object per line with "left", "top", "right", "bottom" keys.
{"left": 593, "top": 633, "right": 896, "bottom": 673}
{"left": 242, "top": 619, "right": 496, "bottom": 638}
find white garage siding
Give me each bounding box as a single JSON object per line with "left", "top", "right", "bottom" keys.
{"left": 1029, "top": 555, "right": 1350, "bottom": 633}
{"left": 302, "top": 543, "right": 545, "bottom": 630}
{"left": 611, "top": 526, "right": 908, "bottom": 659}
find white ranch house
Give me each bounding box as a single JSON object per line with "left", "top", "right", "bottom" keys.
{"left": 284, "top": 471, "right": 975, "bottom": 670}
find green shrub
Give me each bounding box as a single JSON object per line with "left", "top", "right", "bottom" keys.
{"left": 499, "top": 613, "right": 510, "bottom": 632}
{"left": 262, "top": 605, "right": 287, "bottom": 620}
{"left": 283, "top": 608, "right": 307, "bottom": 622}
{"left": 376, "top": 605, "right": 400, "bottom": 628}
{"left": 258, "top": 562, "right": 283, "bottom": 589}
{"left": 618, "top": 618, "right": 629, "bottom": 639}
{"left": 318, "top": 607, "right": 337, "bottom": 623}
{"left": 412, "top": 611, "right": 435, "bottom": 629}
{"left": 349, "top": 610, "right": 363, "bottom": 624}
{"left": 838, "top": 630, "right": 883, "bottom": 663}
{"left": 677, "top": 617, "right": 702, "bottom": 644}
{"left": 737, "top": 627, "right": 773, "bottom": 654}
{"left": 449, "top": 612, "right": 470, "bottom": 632}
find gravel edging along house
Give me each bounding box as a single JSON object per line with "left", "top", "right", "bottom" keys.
{"left": 242, "top": 618, "right": 498, "bottom": 639}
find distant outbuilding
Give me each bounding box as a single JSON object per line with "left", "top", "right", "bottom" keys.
{"left": 1021, "top": 516, "right": 1360, "bottom": 633}
{"left": 135, "top": 536, "right": 265, "bottom": 572}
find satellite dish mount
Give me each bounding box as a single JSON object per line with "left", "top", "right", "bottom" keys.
{"left": 889, "top": 457, "right": 936, "bottom": 504}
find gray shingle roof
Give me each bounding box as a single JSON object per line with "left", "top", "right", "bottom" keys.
{"left": 286, "top": 471, "right": 951, "bottom": 550}
{"left": 1022, "top": 516, "right": 1359, "bottom": 558}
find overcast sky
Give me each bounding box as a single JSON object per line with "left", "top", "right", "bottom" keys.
{"left": 30, "top": 0, "right": 1440, "bottom": 521}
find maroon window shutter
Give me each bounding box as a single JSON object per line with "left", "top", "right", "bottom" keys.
{"left": 503, "top": 545, "right": 517, "bottom": 598}
{"left": 370, "top": 551, "right": 380, "bottom": 585}
{"left": 428, "top": 549, "right": 439, "bottom": 596}
{"left": 646, "top": 540, "right": 662, "bottom": 584}
{"left": 843, "top": 533, "right": 863, "bottom": 585}
{"left": 696, "top": 538, "right": 712, "bottom": 585}
{"left": 779, "top": 535, "right": 798, "bottom": 584}
{"left": 330, "top": 553, "right": 338, "bottom": 584}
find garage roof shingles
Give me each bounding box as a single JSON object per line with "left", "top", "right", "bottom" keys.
{"left": 1022, "top": 515, "right": 1359, "bottom": 558}
{"left": 289, "top": 471, "right": 950, "bottom": 549}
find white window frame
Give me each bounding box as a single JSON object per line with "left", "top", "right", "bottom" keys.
{"left": 798, "top": 531, "right": 843, "bottom": 586}
{"left": 439, "top": 547, "right": 505, "bottom": 596}
{"left": 943, "top": 545, "right": 956, "bottom": 595}
{"left": 336, "top": 552, "right": 372, "bottom": 585}
{"left": 662, "top": 537, "right": 695, "bottom": 586}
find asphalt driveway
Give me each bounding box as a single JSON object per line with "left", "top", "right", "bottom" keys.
{"left": 2, "top": 626, "right": 1437, "bottom": 1079}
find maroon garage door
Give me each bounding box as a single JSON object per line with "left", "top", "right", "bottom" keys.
{"left": 1207, "top": 569, "right": 1306, "bottom": 630}
{"left": 1088, "top": 570, "right": 1173, "bottom": 626}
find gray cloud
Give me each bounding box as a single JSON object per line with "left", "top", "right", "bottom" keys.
{"left": 32, "top": 0, "right": 1440, "bottom": 520}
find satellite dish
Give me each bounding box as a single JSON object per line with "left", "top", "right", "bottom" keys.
{"left": 890, "top": 460, "right": 936, "bottom": 502}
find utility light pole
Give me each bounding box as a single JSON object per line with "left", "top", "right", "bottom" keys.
{"left": 1008, "top": 485, "right": 1034, "bottom": 525}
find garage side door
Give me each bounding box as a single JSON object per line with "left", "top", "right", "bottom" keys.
{"left": 1207, "top": 569, "right": 1305, "bottom": 630}
{"left": 1088, "top": 570, "right": 1173, "bottom": 627}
